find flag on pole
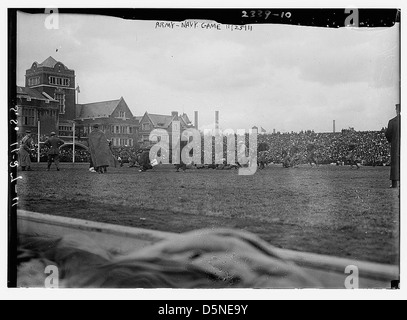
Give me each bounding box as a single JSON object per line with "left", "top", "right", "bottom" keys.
{"left": 76, "top": 85, "right": 80, "bottom": 105}
{"left": 37, "top": 112, "right": 41, "bottom": 163}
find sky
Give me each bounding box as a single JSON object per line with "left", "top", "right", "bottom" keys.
{"left": 16, "top": 11, "right": 400, "bottom": 133}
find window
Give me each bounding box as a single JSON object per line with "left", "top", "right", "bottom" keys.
{"left": 142, "top": 123, "right": 150, "bottom": 131}
{"left": 59, "top": 125, "right": 72, "bottom": 132}
{"left": 143, "top": 135, "right": 149, "bottom": 142}
{"left": 115, "top": 126, "right": 120, "bottom": 134}
{"left": 49, "top": 76, "right": 70, "bottom": 87}
{"left": 55, "top": 93, "right": 65, "bottom": 114}
{"left": 129, "top": 127, "right": 133, "bottom": 134}
{"left": 119, "top": 111, "right": 126, "bottom": 118}
{"left": 120, "top": 126, "right": 126, "bottom": 134}
{"left": 22, "top": 108, "right": 35, "bottom": 126}
{"left": 28, "top": 77, "right": 40, "bottom": 86}
{"left": 129, "top": 139, "right": 133, "bottom": 147}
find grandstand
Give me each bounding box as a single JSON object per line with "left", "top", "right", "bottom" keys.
{"left": 257, "top": 129, "right": 390, "bottom": 166}
{"left": 29, "top": 129, "right": 391, "bottom": 167}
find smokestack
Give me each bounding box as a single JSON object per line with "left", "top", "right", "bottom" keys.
{"left": 333, "top": 120, "right": 336, "bottom": 133}
{"left": 215, "top": 111, "right": 219, "bottom": 131}
{"left": 172, "top": 111, "right": 178, "bottom": 118}
{"left": 194, "top": 111, "right": 199, "bottom": 130}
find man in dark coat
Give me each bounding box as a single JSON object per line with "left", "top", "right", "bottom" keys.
{"left": 88, "top": 124, "right": 112, "bottom": 174}
{"left": 19, "top": 131, "right": 33, "bottom": 171}
{"left": 44, "top": 132, "right": 65, "bottom": 171}
{"left": 386, "top": 103, "right": 401, "bottom": 188}
{"left": 137, "top": 147, "right": 153, "bottom": 172}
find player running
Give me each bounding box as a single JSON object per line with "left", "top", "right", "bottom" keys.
{"left": 306, "top": 143, "right": 319, "bottom": 167}
{"left": 347, "top": 144, "right": 361, "bottom": 169}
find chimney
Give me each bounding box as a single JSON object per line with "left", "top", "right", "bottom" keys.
{"left": 215, "top": 111, "right": 219, "bottom": 131}
{"left": 194, "top": 111, "right": 199, "bottom": 129}
{"left": 333, "top": 120, "right": 336, "bottom": 133}
{"left": 172, "top": 111, "right": 178, "bottom": 118}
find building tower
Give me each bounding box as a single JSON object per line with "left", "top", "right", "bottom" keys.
{"left": 25, "top": 56, "right": 76, "bottom": 137}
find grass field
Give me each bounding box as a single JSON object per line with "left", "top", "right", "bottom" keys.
{"left": 17, "top": 163, "right": 400, "bottom": 265}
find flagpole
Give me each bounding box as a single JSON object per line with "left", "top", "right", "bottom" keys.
{"left": 72, "top": 85, "right": 81, "bottom": 164}
{"left": 72, "top": 122, "right": 75, "bottom": 164}
{"left": 37, "top": 110, "right": 40, "bottom": 163}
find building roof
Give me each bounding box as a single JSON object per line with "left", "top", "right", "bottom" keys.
{"left": 17, "top": 86, "right": 58, "bottom": 102}
{"left": 180, "top": 113, "right": 193, "bottom": 126}
{"left": 38, "top": 56, "right": 59, "bottom": 68}
{"left": 34, "top": 56, "right": 72, "bottom": 71}
{"left": 147, "top": 113, "right": 174, "bottom": 128}
{"left": 143, "top": 112, "right": 195, "bottom": 129}
{"left": 77, "top": 99, "right": 124, "bottom": 119}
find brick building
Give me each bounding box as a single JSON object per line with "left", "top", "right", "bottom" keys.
{"left": 16, "top": 86, "right": 59, "bottom": 141}
{"left": 138, "top": 111, "right": 194, "bottom": 147}
{"left": 25, "top": 56, "right": 77, "bottom": 140}
{"left": 75, "top": 97, "right": 139, "bottom": 147}
{"left": 22, "top": 56, "right": 197, "bottom": 150}
{"left": 23, "top": 57, "right": 140, "bottom": 147}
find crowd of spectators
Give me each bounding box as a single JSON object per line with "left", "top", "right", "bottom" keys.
{"left": 59, "top": 149, "right": 90, "bottom": 163}
{"left": 110, "top": 147, "right": 139, "bottom": 163}
{"left": 26, "top": 129, "right": 391, "bottom": 167}
{"left": 29, "top": 145, "right": 90, "bottom": 163}
{"left": 257, "top": 129, "right": 391, "bottom": 166}
{"left": 29, "top": 145, "right": 140, "bottom": 164}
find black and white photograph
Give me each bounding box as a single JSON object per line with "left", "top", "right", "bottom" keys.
{"left": 4, "top": 2, "right": 406, "bottom": 300}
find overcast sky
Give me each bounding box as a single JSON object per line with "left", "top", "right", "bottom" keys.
{"left": 16, "top": 11, "right": 400, "bottom": 133}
